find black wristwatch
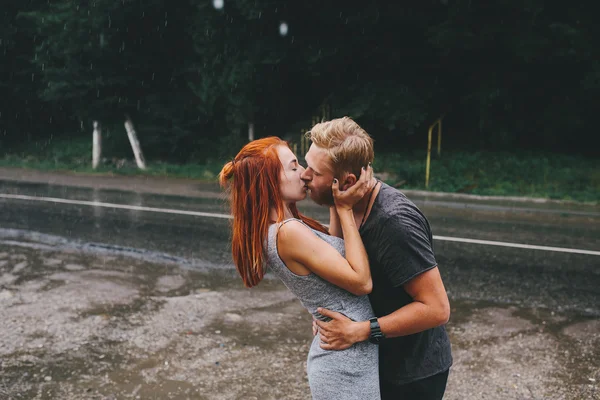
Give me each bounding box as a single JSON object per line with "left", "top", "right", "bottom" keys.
{"left": 368, "top": 317, "right": 385, "bottom": 344}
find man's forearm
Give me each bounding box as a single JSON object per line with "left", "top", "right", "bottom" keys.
{"left": 347, "top": 302, "right": 449, "bottom": 345}
{"left": 378, "top": 301, "right": 449, "bottom": 339}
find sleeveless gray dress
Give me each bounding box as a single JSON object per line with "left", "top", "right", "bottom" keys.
{"left": 267, "top": 219, "right": 380, "bottom": 400}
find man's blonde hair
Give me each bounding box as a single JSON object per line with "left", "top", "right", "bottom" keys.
{"left": 307, "top": 116, "right": 374, "bottom": 178}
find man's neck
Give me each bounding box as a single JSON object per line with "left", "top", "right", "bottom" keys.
{"left": 352, "top": 177, "right": 379, "bottom": 215}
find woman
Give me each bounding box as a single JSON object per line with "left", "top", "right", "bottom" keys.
{"left": 219, "top": 137, "right": 380, "bottom": 399}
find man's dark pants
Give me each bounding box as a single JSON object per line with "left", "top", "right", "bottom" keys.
{"left": 380, "top": 369, "right": 449, "bottom": 400}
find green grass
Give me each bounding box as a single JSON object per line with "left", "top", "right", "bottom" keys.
{"left": 0, "top": 137, "right": 223, "bottom": 180}
{"left": 1, "top": 137, "right": 598, "bottom": 204}
{"left": 375, "top": 151, "right": 599, "bottom": 203}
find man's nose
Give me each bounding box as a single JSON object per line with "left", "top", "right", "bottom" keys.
{"left": 300, "top": 169, "right": 310, "bottom": 181}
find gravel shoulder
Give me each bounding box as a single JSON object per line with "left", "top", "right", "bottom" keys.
{"left": 0, "top": 241, "right": 598, "bottom": 400}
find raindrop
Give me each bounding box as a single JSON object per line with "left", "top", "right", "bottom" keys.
{"left": 90, "top": 63, "right": 93, "bottom": 70}
{"left": 279, "top": 22, "right": 289, "bottom": 37}
{"left": 259, "top": 12, "right": 262, "bottom": 18}
{"left": 97, "top": 89, "right": 100, "bottom": 97}
{"left": 42, "top": 63, "right": 44, "bottom": 71}
{"left": 31, "top": 73, "right": 35, "bottom": 82}
{"left": 152, "top": 73, "right": 155, "bottom": 80}
{"left": 137, "top": 100, "right": 141, "bottom": 110}
{"left": 213, "top": 0, "right": 224, "bottom": 10}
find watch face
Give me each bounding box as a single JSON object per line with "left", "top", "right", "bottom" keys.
{"left": 369, "top": 318, "right": 383, "bottom": 344}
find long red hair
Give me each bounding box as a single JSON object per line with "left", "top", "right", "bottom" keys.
{"left": 219, "top": 137, "right": 328, "bottom": 287}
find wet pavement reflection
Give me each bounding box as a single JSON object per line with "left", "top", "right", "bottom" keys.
{"left": 1, "top": 179, "right": 598, "bottom": 316}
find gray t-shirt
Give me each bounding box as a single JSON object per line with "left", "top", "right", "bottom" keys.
{"left": 360, "top": 182, "right": 452, "bottom": 385}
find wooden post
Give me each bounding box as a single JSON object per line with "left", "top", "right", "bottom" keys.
{"left": 425, "top": 124, "right": 433, "bottom": 188}
{"left": 248, "top": 122, "right": 255, "bottom": 142}
{"left": 124, "top": 116, "right": 146, "bottom": 170}
{"left": 437, "top": 119, "right": 442, "bottom": 156}
{"left": 92, "top": 121, "right": 102, "bottom": 169}
{"left": 425, "top": 118, "right": 443, "bottom": 188}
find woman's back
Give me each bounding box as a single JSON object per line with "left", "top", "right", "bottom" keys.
{"left": 267, "top": 219, "right": 380, "bottom": 400}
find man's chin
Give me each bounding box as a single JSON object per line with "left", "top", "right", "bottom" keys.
{"left": 309, "top": 192, "right": 334, "bottom": 207}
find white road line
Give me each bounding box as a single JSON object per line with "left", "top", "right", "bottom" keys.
{"left": 0, "top": 193, "right": 232, "bottom": 219}
{"left": 2, "top": 193, "right": 599, "bottom": 256}
{"left": 433, "top": 235, "right": 600, "bottom": 256}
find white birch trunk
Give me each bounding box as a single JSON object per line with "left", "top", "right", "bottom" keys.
{"left": 92, "top": 121, "right": 102, "bottom": 169}
{"left": 124, "top": 117, "right": 146, "bottom": 170}
{"left": 248, "top": 122, "right": 255, "bottom": 142}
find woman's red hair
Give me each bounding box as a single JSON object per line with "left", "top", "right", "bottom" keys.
{"left": 219, "top": 137, "right": 328, "bottom": 288}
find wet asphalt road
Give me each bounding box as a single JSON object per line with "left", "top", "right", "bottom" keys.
{"left": 1, "top": 179, "right": 599, "bottom": 318}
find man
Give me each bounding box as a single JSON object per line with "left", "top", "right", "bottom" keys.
{"left": 301, "top": 117, "right": 452, "bottom": 400}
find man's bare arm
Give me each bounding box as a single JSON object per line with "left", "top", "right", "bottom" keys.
{"left": 316, "top": 267, "right": 450, "bottom": 349}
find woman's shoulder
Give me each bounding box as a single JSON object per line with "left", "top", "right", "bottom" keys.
{"left": 276, "top": 218, "right": 335, "bottom": 245}
{"left": 276, "top": 218, "right": 313, "bottom": 238}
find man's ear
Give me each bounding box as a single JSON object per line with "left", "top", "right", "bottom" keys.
{"left": 341, "top": 173, "right": 357, "bottom": 191}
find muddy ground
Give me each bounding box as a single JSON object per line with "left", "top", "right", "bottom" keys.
{"left": 0, "top": 239, "right": 598, "bottom": 400}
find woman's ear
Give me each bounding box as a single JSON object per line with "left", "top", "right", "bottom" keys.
{"left": 341, "top": 173, "right": 357, "bottom": 191}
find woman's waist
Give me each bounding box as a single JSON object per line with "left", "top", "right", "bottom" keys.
{"left": 305, "top": 296, "right": 375, "bottom": 322}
